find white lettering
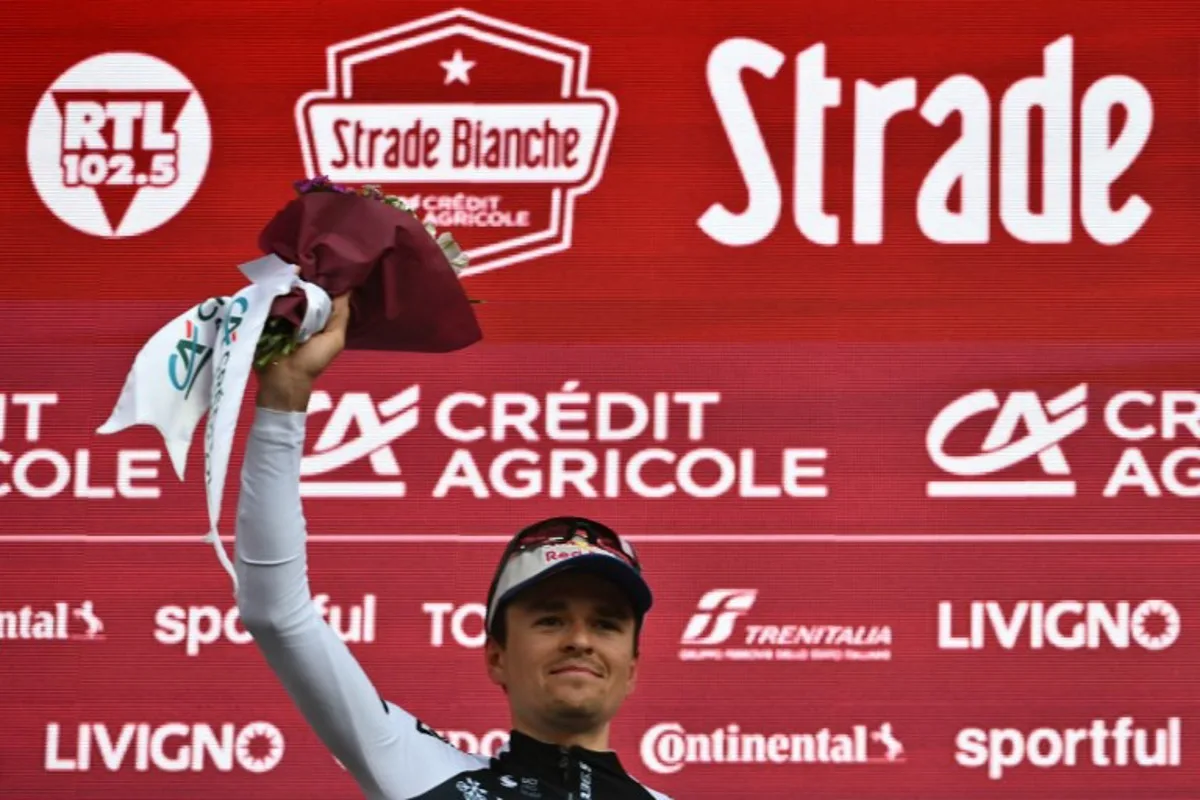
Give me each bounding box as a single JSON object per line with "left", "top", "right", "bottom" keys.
{"left": 492, "top": 393, "right": 540, "bottom": 442}
{"left": 698, "top": 38, "right": 786, "bottom": 246}
{"left": 700, "top": 35, "right": 1152, "bottom": 246}
{"left": 1079, "top": 76, "right": 1153, "bottom": 244}
{"left": 43, "top": 722, "right": 285, "bottom": 773}
{"left": 422, "top": 602, "right": 486, "bottom": 648}
{"left": 793, "top": 43, "right": 842, "bottom": 246}
{"left": 853, "top": 77, "right": 916, "bottom": 243}
{"left": 0, "top": 392, "right": 58, "bottom": 442}
{"left": 1103, "top": 448, "right": 1200, "bottom": 498}
{"left": 1106, "top": 391, "right": 1157, "bottom": 440}
{"left": 1106, "top": 391, "right": 1200, "bottom": 441}
{"left": 999, "top": 36, "right": 1073, "bottom": 243}
{"left": 545, "top": 381, "right": 590, "bottom": 441}
{"left": 640, "top": 722, "right": 890, "bottom": 774}
{"left": 918, "top": 76, "right": 991, "bottom": 242}
{"left": 436, "top": 391, "right": 487, "bottom": 442}
{"left": 596, "top": 393, "right": 650, "bottom": 442}
{"left": 0, "top": 448, "right": 160, "bottom": 500}
{"left": 431, "top": 447, "right": 827, "bottom": 499}
{"left": 743, "top": 625, "right": 892, "bottom": 647}
{"left": 955, "top": 717, "right": 1181, "bottom": 780}
{"left": 937, "top": 600, "right": 1180, "bottom": 651}
{"left": 155, "top": 596, "right": 375, "bottom": 656}
{"left": 432, "top": 387, "right": 721, "bottom": 443}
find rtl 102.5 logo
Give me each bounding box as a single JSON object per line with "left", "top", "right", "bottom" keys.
{"left": 28, "top": 52, "right": 211, "bottom": 238}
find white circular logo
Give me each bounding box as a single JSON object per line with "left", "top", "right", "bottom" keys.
{"left": 27, "top": 52, "right": 211, "bottom": 238}
{"left": 1131, "top": 599, "right": 1181, "bottom": 651}
{"left": 234, "top": 722, "right": 285, "bottom": 774}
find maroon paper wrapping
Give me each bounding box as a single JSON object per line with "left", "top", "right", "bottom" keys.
{"left": 258, "top": 190, "right": 482, "bottom": 353}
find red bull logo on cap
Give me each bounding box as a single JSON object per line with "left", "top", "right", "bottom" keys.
{"left": 542, "top": 538, "right": 616, "bottom": 564}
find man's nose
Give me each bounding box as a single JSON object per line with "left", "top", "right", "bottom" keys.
{"left": 559, "top": 618, "right": 594, "bottom": 650}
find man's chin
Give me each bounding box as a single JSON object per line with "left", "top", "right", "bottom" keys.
{"left": 545, "top": 707, "right": 607, "bottom": 734}
{"left": 544, "top": 692, "right": 606, "bottom": 724}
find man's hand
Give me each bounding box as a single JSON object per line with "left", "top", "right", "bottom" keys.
{"left": 255, "top": 293, "right": 351, "bottom": 412}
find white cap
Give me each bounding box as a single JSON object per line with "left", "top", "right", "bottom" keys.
{"left": 485, "top": 517, "right": 653, "bottom": 635}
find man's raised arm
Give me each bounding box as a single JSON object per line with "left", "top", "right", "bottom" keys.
{"left": 232, "top": 295, "right": 411, "bottom": 798}
{"left": 233, "top": 295, "right": 484, "bottom": 799}
{"left": 234, "top": 401, "right": 416, "bottom": 797}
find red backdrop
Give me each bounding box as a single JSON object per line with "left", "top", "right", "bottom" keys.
{"left": 1, "top": 1, "right": 1198, "bottom": 798}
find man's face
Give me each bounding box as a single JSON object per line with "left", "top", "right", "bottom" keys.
{"left": 486, "top": 570, "right": 639, "bottom": 734}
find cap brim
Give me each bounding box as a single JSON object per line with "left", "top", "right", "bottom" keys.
{"left": 489, "top": 553, "right": 653, "bottom": 633}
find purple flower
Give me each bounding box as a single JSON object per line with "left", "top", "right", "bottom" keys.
{"left": 293, "top": 175, "right": 354, "bottom": 195}
{"left": 293, "top": 176, "right": 326, "bottom": 194}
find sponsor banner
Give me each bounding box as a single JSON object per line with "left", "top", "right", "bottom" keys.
{"left": 952, "top": 713, "right": 1184, "bottom": 784}
{"left": 1, "top": 541, "right": 1196, "bottom": 798}
{"left": 44, "top": 720, "right": 287, "bottom": 775}
{"left": 624, "top": 706, "right": 1197, "bottom": 798}
{"left": 3, "top": 323, "right": 1200, "bottom": 537}
{"left": 0, "top": 1, "right": 1194, "bottom": 351}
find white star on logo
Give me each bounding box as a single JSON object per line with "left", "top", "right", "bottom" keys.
{"left": 440, "top": 49, "right": 476, "bottom": 85}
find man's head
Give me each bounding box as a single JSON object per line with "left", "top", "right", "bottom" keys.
{"left": 483, "top": 517, "right": 653, "bottom": 740}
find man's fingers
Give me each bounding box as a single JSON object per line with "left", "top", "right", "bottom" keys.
{"left": 328, "top": 293, "right": 351, "bottom": 333}
{"left": 306, "top": 293, "right": 351, "bottom": 357}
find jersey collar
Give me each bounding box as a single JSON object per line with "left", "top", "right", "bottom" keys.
{"left": 503, "top": 729, "right": 629, "bottom": 775}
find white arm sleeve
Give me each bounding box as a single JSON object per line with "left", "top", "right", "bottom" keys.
{"left": 233, "top": 406, "right": 482, "bottom": 800}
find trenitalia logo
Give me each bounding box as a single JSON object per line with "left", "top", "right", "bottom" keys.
{"left": 679, "top": 589, "right": 892, "bottom": 662}
{"left": 640, "top": 722, "right": 904, "bottom": 775}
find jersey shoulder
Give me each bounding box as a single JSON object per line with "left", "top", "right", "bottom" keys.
{"left": 376, "top": 698, "right": 490, "bottom": 793}
{"left": 381, "top": 698, "right": 489, "bottom": 767}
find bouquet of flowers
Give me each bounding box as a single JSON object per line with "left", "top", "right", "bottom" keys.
{"left": 96, "top": 175, "right": 482, "bottom": 593}
{"left": 253, "top": 175, "right": 482, "bottom": 368}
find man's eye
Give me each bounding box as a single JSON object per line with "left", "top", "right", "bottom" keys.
{"left": 536, "top": 616, "right": 561, "bottom": 626}
{"left": 597, "top": 619, "right": 622, "bottom": 631}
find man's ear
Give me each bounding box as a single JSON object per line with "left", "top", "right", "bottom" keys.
{"left": 484, "top": 635, "right": 507, "bottom": 690}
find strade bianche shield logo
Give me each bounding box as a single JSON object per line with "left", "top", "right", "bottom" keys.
{"left": 295, "top": 7, "right": 616, "bottom": 276}
{"left": 27, "top": 52, "right": 211, "bottom": 238}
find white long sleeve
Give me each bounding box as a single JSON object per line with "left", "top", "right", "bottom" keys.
{"left": 232, "top": 406, "right": 482, "bottom": 799}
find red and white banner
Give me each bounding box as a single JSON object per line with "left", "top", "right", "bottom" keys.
{"left": 0, "top": 0, "right": 1197, "bottom": 797}
{"left": 2, "top": 541, "right": 1197, "bottom": 799}
{"left": 3, "top": 325, "right": 1200, "bottom": 538}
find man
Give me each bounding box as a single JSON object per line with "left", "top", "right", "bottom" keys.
{"left": 235, "top": 294, "right": 672, "bottom": 799}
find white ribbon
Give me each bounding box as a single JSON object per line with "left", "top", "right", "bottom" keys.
{"left": 97, "top": 254, "right": 332, "bottom": 594}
